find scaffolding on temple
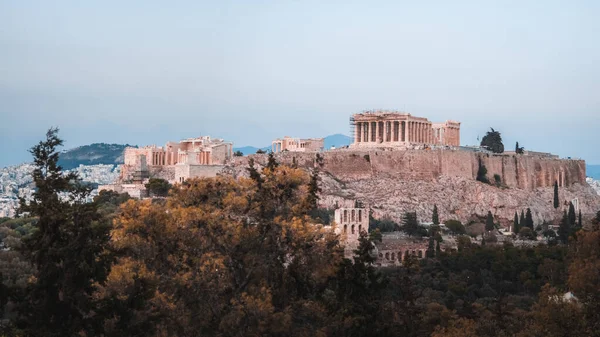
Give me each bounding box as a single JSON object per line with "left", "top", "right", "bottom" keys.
{"left": 349, "top": 115, "right": 356, "bottom": 142}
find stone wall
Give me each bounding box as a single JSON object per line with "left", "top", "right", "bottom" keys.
{"left": 247, "top": 149, "right": 585, "bottom": 190}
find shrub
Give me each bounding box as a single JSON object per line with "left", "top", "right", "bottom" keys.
{"left": 445, "top": 220, "right": 466, "bottom": 235}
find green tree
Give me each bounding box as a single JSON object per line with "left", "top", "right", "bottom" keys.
{"left": 513, "top": 212, "right": 520, "bottom": 234}
{"left": 402, "top": 212, "right": 420, "bottom": 237}
{"left": 145, "top": 177, "right": 171, "bottom": 197}
{"left": 480, "top": 128, "right": 504, "bottom": 153}
{"left": 519, "top": 227, "right": 536, "bottom": 240}
{"left": 578, "top": 209, "right": 582, "bottom": 229}
{"left": 432, "top": 204, "right": 440, "bottom": 225}
{"left": 445, "top": 220, "right": 466, "bottom": 235}
{"left": 525, "top": 208, "right": 534, "bottom": 229}
{"left": 553, "top": 181, "right": 559, "bottom": 209}
{"left": 426, "top": 237, "right": 435, "bottom": 258}
{"left": 266, "top": 151, "right": 279, "bottom": 171}
{"left": 520, "top": 210, "right": 526, "bottom": 230}
{"left": 233, "top": 150, "right": 243, "bottom": 157}
{"left": 515, "top": 141, "right": 524, "bottom": 154}
{"left": 16, "top": 128, "right": 111, "bottom": 337}
{"left": 485, "top": 211, "right": 495, "bottom": 231}
{"left": 558, "top": 210, "right": 570, "bottom": 244}
{"left": 568, "top": 202, "right": 576, "bottom": 227}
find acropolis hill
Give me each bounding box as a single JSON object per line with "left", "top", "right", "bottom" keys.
{"left": 101, "top": 110, "right": 600, "bottom": 225}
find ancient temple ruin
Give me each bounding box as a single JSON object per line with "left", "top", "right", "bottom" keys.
{"left": 271, "top": 136, "right": 324, "bottom": 153}
{"left": 350, "top": 110, "right": 460, "bottom": 147}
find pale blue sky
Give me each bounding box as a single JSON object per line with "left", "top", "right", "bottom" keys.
{"left": 1, "top": 1, "right": 599, "bottom": 166}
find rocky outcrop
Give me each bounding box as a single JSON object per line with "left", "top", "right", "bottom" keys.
{"left": 230, "top": 150, "right": 600, "bottom": 226}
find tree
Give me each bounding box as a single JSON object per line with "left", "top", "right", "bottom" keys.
{"left": 95, "top": 162, "right": 343, "bottom": 336}
{"left": 402, "top": 212, "right": 420, "bottom": 237}
{"left": 145, "top": 177, "right": 171, "bottom": 197}
{"left": 233, "top": 150, "right": 243, "bottom": 157}
{"left": 16, "top": 128, "right": 111, "bottom": 336}
{"left": 513, "top": 212, "right": 520, "bottom": 234}
{"left": 525, "top": 208, "right": 534, "bottom": 229}
{"left": 519, "top": 227, "right": 535, "bottom": 240}
{"left": 426, "top": 237, "right": 435, "bottom": 258}
{"left": 255, "top": 148, "right": 265, "bottom": 154}
{"left": 568, "top": 202, "right": 576, "bottom": 227}
{"left": 558, "top": 210, "right": 570, "bottom": 244}
{"left": 266, "top": 151, "right": 279, "bottom": 171}
{"left": 476, "top": 157, "right": 489, "bottom": 184}
{"left": 485, "top": 211, "right": 495, "bottom": 231}
{"left": 553, "top": 181, "right": 559, "bottom": 209}
{"left": 432, "top": 204, "right": 440, "bottom": 225}
{"left": 445, "top": 220, "right": 466, "bottom": 235}
{"left": 520, "top": 210, "right": 525, "bottom": 230}
{"left": 578, "top": 209, "right": 582, "bottom": 229}
{"left": 515, "top": 141, "right": 524, "bottom": 154}
{"left": 480, "top": 128, "right": 504, "bottom": 153}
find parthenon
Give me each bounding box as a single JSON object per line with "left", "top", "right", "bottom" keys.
{"left": 351, "top": 110, "right": 460, "bottom": 147}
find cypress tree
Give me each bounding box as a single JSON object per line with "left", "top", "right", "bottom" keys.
{"left": 266, "top": 152, "right": 279, "bottom": 171}
{"left": 568, "top": 202, "right": 576, "bottom": 227}
{"left": 520, "top": 210, "right": 525, "bottom": 230}
{"left": 436, "top": 240, "right": 441, "bottom": 254}
{"left": 558, "top": 210, "right": 570, "bottom": 244}
{"left": 485, "top": 211, "right": 495, "bottom": 231}
{"left": 432, "top": 204, "right": 440, "bottom": 225}
{"left": 426, "top": 237, "right": 435, "bottom": 258}
{"left": 553, "top": 181, "right": 559, "bottom": 209}
{"left": 578, "top": 209, "right": 582, "bottom": 229}
{"left": 525, "top": 208, "right": 534, "bottom": 229}
{"left": 513, "top": 212, "right": 520, "bottom": 233}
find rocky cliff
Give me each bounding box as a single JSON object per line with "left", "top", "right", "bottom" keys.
{"left": 230, "top": 149, "right": 599, "bottom": 226}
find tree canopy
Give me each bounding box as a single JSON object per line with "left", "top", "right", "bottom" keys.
{"left": 480, "top": 128, "right": 504, "bottom": 153}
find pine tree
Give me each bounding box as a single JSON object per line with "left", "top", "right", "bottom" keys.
{"left": 485, "top": 211, "right": 495, "bottom": 231}
{"left": 558, "top": 210, "right": 570, "bottom": 244}
{"left": 432, "top": 204, "right": 440, "bottom": 225}
{"left": 480, "top": 128, "right": 505, "bottom": 153}
{"left": 513, "top": 212, "right": 520, "bottom": 233}
{"left": 568, "top": 202, "right": 576, "bottom": 227}
{"left": 525, "top": 208, "right": 534, "bottom": 229}
{"left": 402, "top": 212, "right": 420, "bottom": 237}
{"left": 17, "top": 128, "right": 111, "bottom": 336}
{"left": 553, "top": 181, "right": 559, "bottom": 209}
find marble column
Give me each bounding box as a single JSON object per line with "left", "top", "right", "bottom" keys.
{"left": 355, "top": 123, "right": 361, "bottom": 143}
{"left": 375, "top": 121, "right": 380, "bottom": 143}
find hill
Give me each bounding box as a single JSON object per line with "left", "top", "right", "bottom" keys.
{"left": 233, "top": 134, "right": 352, "bottom": 155}
{"left": 587, "top": 164, "right": 600, "bottom": 179}
{"left": 58, "top": 143, "right": 133, "bottom": 170}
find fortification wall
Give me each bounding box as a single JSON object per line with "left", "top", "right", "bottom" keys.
{"left": 246, "top": 149, "right": 586, "bottom": 190}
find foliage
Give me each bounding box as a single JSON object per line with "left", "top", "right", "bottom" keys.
{"left": 515, "top": 141, "right": 524, "bottom": 154}
{"left": 493, "top": 174, "right": 502, "bottom": 187}
{"left": 558, "top": 210, "right": 570, "bottom": 244}
{"left": 485, "top": 211, "right": 495, "bottom": 231}
{"left": 144, "top": 178, "right": 171, "bottom": 197}
{"left": 401, "top": 212, "right": 424, "bottom": 237}
{"left": 519, "top": 227, "right": 536, "bottom": 240}
{"left": 432, "top": 204, "right": 439, "bottom": 225}
{"left": 445, "top": 220, "right": 466, "bottom": 235}
{"left": 255, "top": 149, "right": 266, "bottom": 154}
{"left": 514, "top": 212, "right": 520, "bottom": 233}
{"left": 370, "top": 215, "right": 400, "bottom": 233}
{"left": 568, "top": 202, "right": 576, "bottom": 227}
{"left": 14, "top": 128, "right": 112, "bottom": 337}
{"left": 525, "top": 208, "right": 534, "bottom": 229}
{"left": 363, "top": 154, "right": 370, "bottom": 162}
{"left": 480, "top": 127, "right": 504, "bottom": 153}
{"left": 233, "top": 150, "right": 243, "bottom": 157}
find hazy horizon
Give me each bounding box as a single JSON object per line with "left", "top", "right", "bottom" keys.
{"left": 2, "top": 1, "right": 599, "bottom": 166}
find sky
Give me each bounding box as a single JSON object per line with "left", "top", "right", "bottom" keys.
{"left": 1, "top": 1, "right": 599, "bottom": 167}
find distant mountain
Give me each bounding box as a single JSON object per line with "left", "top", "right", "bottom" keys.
{"left": 324, "top": 134, "right": 352, "bottom": 149}
{"left": 587, "top": 165, "right": 600, "bottom": 180}
{"left": 233, "top": 134, "right": 352, "bottom": 155}
{"left": 58, "top": 143, "right": 133, "bottom": 170}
